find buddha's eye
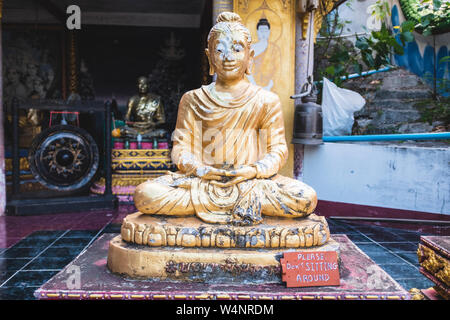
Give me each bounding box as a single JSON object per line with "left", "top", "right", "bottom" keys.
{"left": 233, "top": 44, "right": 244, "bottom": 52}
{"left": 216, "top": 43, "right": 225, "bottom": 53}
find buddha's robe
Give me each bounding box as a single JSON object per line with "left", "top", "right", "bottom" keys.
{"left": 126, "top": 93, "right": 165, "bottom": 124}
{"left": 252, "top": 42, "right": 281, "bottom": 91}
{"left": 134, "top": 83, "right": 317, "bottom": 225}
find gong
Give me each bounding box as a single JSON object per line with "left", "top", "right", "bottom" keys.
{"left": 28, "top": 125, "right": 99, "bottom": 192}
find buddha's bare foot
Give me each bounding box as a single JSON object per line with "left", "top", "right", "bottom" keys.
{"left": 232, "top": 192, "right": 262, "bottom": 226}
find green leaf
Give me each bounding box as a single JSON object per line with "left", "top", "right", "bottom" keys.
{"left": 402, "top": 31, "right": 415, "bottom": 42}
{"left": 353, "top": 63, "right": 362, "bottom": 74}
{"left": 335, "top": 64, "right": 344, "bottom": 74}
{"left": 325, "top": 66, "right": 335, "bottom": 76}
{"left": 422, "top": 29, "right": 433, "bottom": 36}
{"left": 401, "top": 20, "right": 415, "bottom": 32}
{"left": 421, "top": 18, "right": 431, "bottom": 27}
{"left": 355, "top": 37, "right": 369, "bottom": 50}
{"left": 392, "top": 42, "right": 404, "bottom": 55}
{"left": 433, "top": 0, "right": 442, "bottom": 9}
{"left": 364, "top": 52, "right": 375, "bottom": 68}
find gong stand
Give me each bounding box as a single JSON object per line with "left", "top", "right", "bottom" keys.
{"left": 6, "top": 99, "right": 117, "bottom": 215}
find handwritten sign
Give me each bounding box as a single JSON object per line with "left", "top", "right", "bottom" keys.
{"left": 280, "top": 251, "right": 340, "bottom": 288}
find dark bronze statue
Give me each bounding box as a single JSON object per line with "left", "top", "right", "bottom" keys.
{"left": 117, "top": 76, "right": 167, "bottom": 140}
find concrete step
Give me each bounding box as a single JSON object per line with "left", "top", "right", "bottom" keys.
{"left": 355, "top": 100, "right": 420, "bottom": 117}
{"left": 353, "top": 121, "right": 400, "bottom": 134}
{"left": 370, "top": 109, "right": 422, "bottom": 124}
{"left": 374, "top": 89, "right": 433, "bottom": 100}
{"left": 397, "top": 122, "right": 434, "bottom": 133}
{"left": 354, "top": 120, "right": 443, "bottom": 134}
{"left": 373, "top": 99, "right": 424, "bottom": 110}
{"left": 380, "top": 74, "right": 425, "bottom": 89}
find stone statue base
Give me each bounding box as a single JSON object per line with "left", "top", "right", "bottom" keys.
{"left": 120, "top": 213, "right": 330, "bottom": 248}
{"left": 107, "top": 235, "right": 339, "bottom": 283}
{"left": 107, "top": 212, "right": 338, "bottom": 282}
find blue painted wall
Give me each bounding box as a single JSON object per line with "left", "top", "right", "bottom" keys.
{"left": 391, "top": 4, "right": 449, "bottom": 96}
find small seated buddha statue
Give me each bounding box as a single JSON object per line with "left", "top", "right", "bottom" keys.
{"left": 134, "top": 12, "right": 319, "bottom": 227}
{"left": 117, "top": 76, "right": 167, "bottom": 141}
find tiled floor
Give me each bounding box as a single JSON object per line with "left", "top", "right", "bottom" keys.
{"left": 0, "top": 205, "right": 448, "bottom": 300}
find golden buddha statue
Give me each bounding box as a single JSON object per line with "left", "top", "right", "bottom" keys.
{"left": 118, "top": 76, "right": 166, "bottom": 139}
{"left": 134, "top": 12, "right": 317, "bottom": 226}
{"left": 108, "top": 12, "right": 334, "bottom": 282}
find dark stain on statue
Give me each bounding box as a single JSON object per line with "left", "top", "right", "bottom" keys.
{"left": 280, "top": 202, "right": 293, "bottom": 215}
{"left": 236, "top": 234, "right": 246, "bottom": 247}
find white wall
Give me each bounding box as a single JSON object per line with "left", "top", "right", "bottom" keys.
{"left": 336, "top": 0, "right": 377, "bottom": 35}
{"left": 303, "top": 142, "right": 450, "bottom": 215}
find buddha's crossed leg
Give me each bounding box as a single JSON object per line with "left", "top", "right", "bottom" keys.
{"left": 134, "top": 173, "right": 317, "bottom": 222}
{"left": 134, "top": 174, "right": 195, "bottom": 216}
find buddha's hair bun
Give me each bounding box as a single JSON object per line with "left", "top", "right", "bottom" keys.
{"left": 216, "top": 12, "right": 242, "bottom": 24}
{"left": 208, "top": 11, "right": 251, "bottom": 47}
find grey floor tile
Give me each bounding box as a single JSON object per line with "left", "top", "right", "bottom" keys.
{"left": 1, "top": 270, "right": 58, "bottom": 288}
{"left": 395, "top": 277, "right": 435, "bottom": 290}
{"left": 378, "top": 263, "right": 421, "bottom": 279}
{"left": 0, "top": 286, "right": 38, "bottom": 300}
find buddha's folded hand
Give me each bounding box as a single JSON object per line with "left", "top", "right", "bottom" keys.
{"left": 210, "top": 165, "right": 257, "bottom": 187}
{"left": 195, "top": 166, "right": 228, "bottom": 181}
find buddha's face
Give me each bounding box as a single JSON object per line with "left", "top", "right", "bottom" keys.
{"left": 137, "top": 78, "right": 149, "bottom": 94}
{"left": 257, "top": 25, "right": 270, "bottom": 42}
{"left": 206, "top": 29, "right": 253, "bottom": 82}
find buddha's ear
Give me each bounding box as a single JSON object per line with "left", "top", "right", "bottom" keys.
{"left": 245, "top": 48, "right": 255, "bottom": 75}
{"left": 205, "top": 48, "right": 215, "bottom": 76}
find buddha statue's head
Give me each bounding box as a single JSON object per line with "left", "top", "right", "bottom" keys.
{"left": 256, "top": 18, "right": 271, "bottom": 42}
{"left": 206, "top": 12, "right": 254, "bottom": 82}
{"left": 137, "top": 76, "right": 149, "bottom": 95}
